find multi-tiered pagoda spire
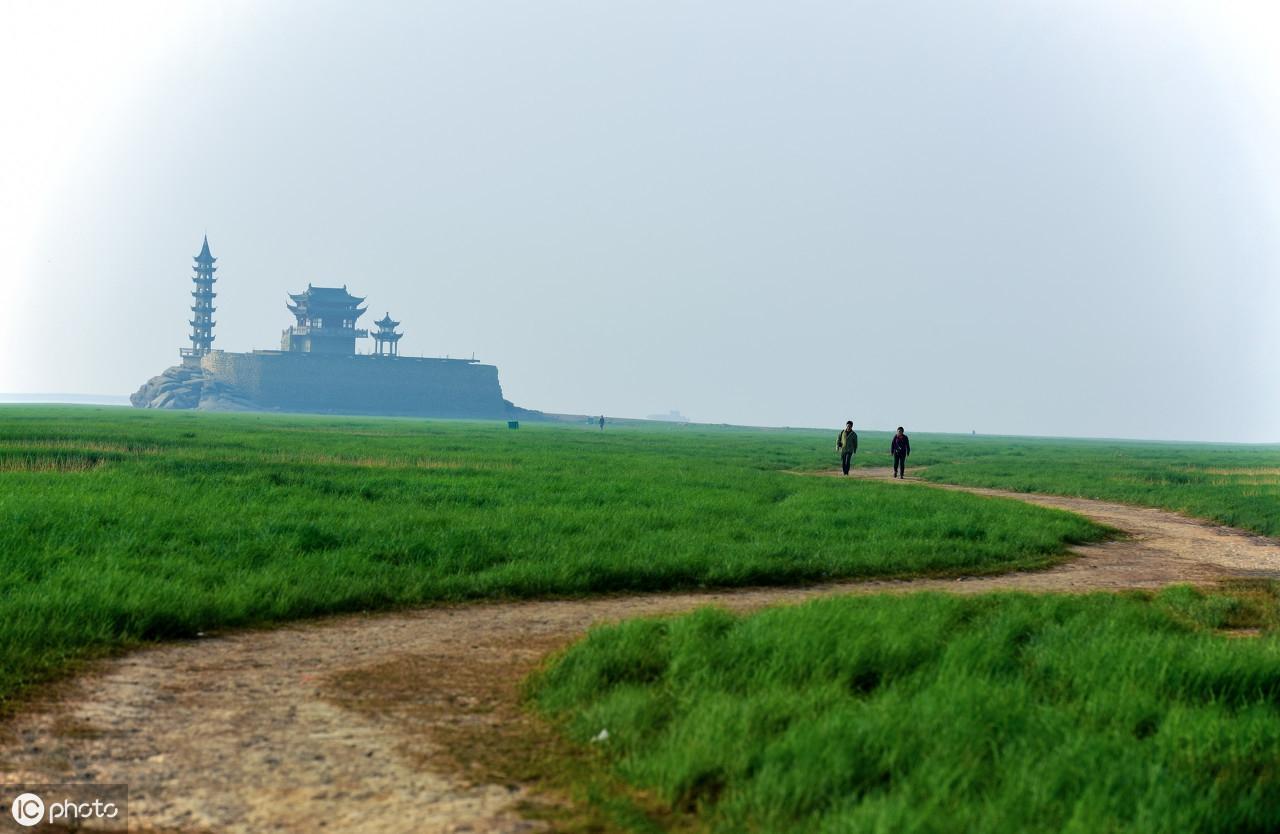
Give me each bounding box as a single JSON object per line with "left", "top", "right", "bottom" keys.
{"left": 371, "top": 312, "right": 403, "bottom": 356}
{"left": 184, "top": 236, "right": 217, "bottom": 358}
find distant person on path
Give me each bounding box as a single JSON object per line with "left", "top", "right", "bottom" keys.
{"left": 891, "top": 427, "right": 911, "bottom": 479}
{"left": 598, "top": 415, "right": 605, "bottom": 431}
{"left": 836, "top": 421, "right": 858, "bottom": 475}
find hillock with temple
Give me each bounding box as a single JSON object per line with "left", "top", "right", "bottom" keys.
{"left": 131, "top": 237, "right": 536, "bottom": 420}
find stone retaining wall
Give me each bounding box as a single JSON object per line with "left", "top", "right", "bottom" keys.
{"left": 199, "top": 351, "right": 510, "bottom": 418}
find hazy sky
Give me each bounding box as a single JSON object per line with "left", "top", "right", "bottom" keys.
{"left": 1, "top": 1, "right": 1277, "bottom": 441}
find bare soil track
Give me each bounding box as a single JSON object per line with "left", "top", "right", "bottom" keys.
{"left": 3, "top": 469, "right": 1278, "bottom": 833}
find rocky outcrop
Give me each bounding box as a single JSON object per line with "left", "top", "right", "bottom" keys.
{"left": 130, "top": 365, "right": 258, "bottom": 411}
{"left": 130, "top": 366, "right": 202, "bottom": 409}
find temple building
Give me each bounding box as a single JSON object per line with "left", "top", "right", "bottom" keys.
{"left": 133, "top": 236, "right": 535, "bottom": 420}
{"left": 282, "top": 285, "right": 369, "bottom": 354}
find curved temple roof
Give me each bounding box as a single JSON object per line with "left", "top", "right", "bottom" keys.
{"left": 287, "top": 285, "right": 368, "bottom": 321}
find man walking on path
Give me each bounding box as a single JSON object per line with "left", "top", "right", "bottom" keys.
{"left": 598, "top": 415, "right": 605, "bottom": 431}
{"left": 837, "top": 421, "right": 858, "bottom": 475}
{"left": 891, "top": 427, "right": 911, "bottom": 479}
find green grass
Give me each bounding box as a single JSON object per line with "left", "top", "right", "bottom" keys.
{"left": 0, "top": 406, "right": 1101, "bottom": 707}
{"left": 532, "top": 587, "right": 1280, "bottom": 834}
{"left": 4, "top": 407, "right": 1277, "bottom": 828}
{"left": 865, "top": 433, "right": 1280, "bottom": 537}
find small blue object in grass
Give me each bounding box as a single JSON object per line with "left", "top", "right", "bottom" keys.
{"left": 508, "top": 421, "right": 519, "bottom": 430}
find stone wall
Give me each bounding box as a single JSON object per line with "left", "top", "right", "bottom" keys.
{"left": 199, "top": 350, "right": 511, "bottom": 418}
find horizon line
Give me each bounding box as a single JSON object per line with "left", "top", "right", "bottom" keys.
{"left": 0, "top": 395, "right": 1275, "bottom": 447}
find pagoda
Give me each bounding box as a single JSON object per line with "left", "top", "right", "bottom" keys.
{"left": 281, "top": 284, "right": 369, "bottom": 354}
{"left": 371, "top": 313, "right": 403, "bottom": 356}
{"left": 182, "top": 236, "right": 217, "bottom": 360}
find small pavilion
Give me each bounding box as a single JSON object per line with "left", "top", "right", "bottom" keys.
{"left": 371, "top": 313, "right": 403, "bottom": 356}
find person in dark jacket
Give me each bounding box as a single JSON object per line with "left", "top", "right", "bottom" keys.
{"left": 836, "top": 421, "right": 858, "bottom": 475}
{"left": 891, "top": 427, "right": 910, "bottom": 478}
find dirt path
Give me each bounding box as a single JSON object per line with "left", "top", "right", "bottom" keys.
{"left": 3, "top": 470, "right": 1277, "bottom": 833}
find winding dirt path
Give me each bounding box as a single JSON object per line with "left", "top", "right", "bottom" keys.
{"left": 3, "top": 470, "right": 1278, "bottom": 833}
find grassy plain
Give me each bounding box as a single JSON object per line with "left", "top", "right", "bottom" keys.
{"left": 4, "top": 407, "right": 1277, "bottom": 829}
{"left": 533, "top": 587, "right": 1280, "bottom": 834}
{"left": 0, "top": 406, "right": 1100, "bottom": 707}
{"left": 863, "top": 432, "right": 1280, "bottom": 537}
